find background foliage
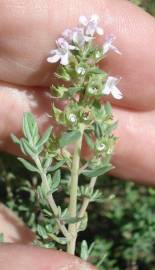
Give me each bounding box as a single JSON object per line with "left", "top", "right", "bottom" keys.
{"left": 131, "top": 0, "right": 155, "bottom": 16}
{"left": 0, "top": 1, "right": 155, "bottom": 269}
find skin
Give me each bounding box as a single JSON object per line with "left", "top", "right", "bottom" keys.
{"left": 0, "top": 0, "right": 155, "bottom": 269}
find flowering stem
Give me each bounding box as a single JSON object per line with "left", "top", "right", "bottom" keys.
{"left": 67, "top": 125, "right": 85, "bottom": 255}
{"left": 34, "top": 155, "right": 70, "bottom": 240}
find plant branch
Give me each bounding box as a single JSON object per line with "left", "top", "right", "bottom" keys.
{"left": 67, "top": 125, "right": 85, "bottom": 255}
{"left": 77, "top": 176, "right": 97, "bottom": 231}
{"left": 34, "top": 155, "right": 70, "bottom": 240}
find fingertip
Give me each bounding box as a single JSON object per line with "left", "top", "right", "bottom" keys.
{"left": 0, "top": 244, "right": 96, "bottom": 270}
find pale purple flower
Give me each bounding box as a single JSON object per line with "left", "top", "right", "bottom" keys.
{"left": 63, "top": 27, "right": 91, "bottom": 47}
{"left": 79, "top": 14, "right": 104, "bottom": 37}
{"left": 103, "top": 35, "right": 121, "bottom": 55}
{"left": 102, "top": 76, "right": 123, "bottom": 100}
{"left": 47, "top": 38, "right": 76, "bottom": 66}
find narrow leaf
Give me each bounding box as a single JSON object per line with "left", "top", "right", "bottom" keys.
{"left": 37, "top": 224, "right": 48, "bottom": 239}
{"left": 82, "top": 164, "right": 113, "bottom": 178}
{"left": 84, "top": 132, "right": 94, "bottom": 150}
{"left": 61, "top": 216, "right": 83, "bottom": 224}
{"left": 36, "top": 127, "right": 52, "bottom": 148}
{"left": 18, "top": 158, "right": 39, "bottom": 172}
{"left": 104, "top": 102, "right": 112, "bottom": 115}
{"left": 67, "top": 86, "right": 82, "bottom": 96}
{"left": 42, "top": 156, "right": 53, "bottom": 170}
{"left": 59, "top": 130, "right": 81, "bottom": 148}
{"left": 21, "top": 139, "right": 36, "bottom": 156}
{"left": 51, "top": 170, "right": 61, "bottom": 192}
{"left": 11, "top": 134, "right": 20, "bottom": 145}
{"left": 47, "top": 160, "right": 65, "bottom": 172}
{"left": 80, "top": 240, "right": 89, "bottom": 260}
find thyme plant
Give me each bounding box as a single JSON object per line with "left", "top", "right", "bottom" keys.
{"left": 11, "top": 15, "right": 123, "bottom": 257}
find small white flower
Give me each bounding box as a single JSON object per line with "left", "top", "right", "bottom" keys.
{"left": 76, "top": 66, "right": 85, "bottom": 75}
{"left": 79, "top": 14, "right": 104, "bottom": 37}
{"left": 47, "top": 38, "right": 76, "bottom": 66}
{"left": 97, "top": 143, "right": 106, "bottom": 151}
{"left": 102, "top": 76, "right": 123, "bottom": 100}
{"left": 103, "top": 35, "right": 121, "bottom": 55}
{"left": 68, "top": 113, "right": 77, "bottom": 123}
{"left": 87, "top": 87, "right": 97, "bottom": 94}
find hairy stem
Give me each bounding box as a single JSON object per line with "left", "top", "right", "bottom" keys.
{"left": 67, "top": 125, "right": 85, "bottom": 255}
{"left": 34, "top": 156, "right": 70, "bottom": 240}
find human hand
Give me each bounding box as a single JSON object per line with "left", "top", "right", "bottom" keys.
{"left": 0, "top": 0, "right": 155, "bottom": 268}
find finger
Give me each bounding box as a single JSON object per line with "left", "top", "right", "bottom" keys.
{"left": 0, "top": 82, "right": 52, "bottom": 153}
{"left": 0, "top": 0, "right": 155, "bottom": 110}
{"left": 0, "top": 203, "right": 35, "bottom": 243}
{"left": 112, "top": 107, "right": 155, "bottom": 184}
{"left": 0, "top": 244, "right": 96, "bottom": 270}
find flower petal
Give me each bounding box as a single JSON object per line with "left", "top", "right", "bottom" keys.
{"left": 60, "top": 53, "right": 69, "bottom": 65}
{"left": 110, "top": 45, "right": 122, "bottom": 55}
{"left": 102, "top": 76, "right": 116, "bottom": 95}
{"left": 79, "top": 15, "right": 88, "bottom": 26}
{"left": 90, "top": 14, "right": 99, "bottom": 23}
{"left": 47, "top": 53, "right": 61, "bottom": 63}
{"left": 96, "top": 27, "right": 104, "bottom": 36}
{"left": 111, "top": 86, "right": 123, "bottom": 99}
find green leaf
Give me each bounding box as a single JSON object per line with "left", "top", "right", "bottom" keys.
{"left": 37, "top": 224, "right": 48, "bottom": 239}
{"left": 59, "top": 130, "right": 81, "bottom": 148}
{"left": 82, "top": 164, "right": 113, "bottom": 178}
{"left": 55, "top": 66, "right": 71, "bottom": 81}
{"left": 51, "top": 170, "right": 61, "bottom": 192}
{"left": 21, "top": 138, "right": 36, "bottom": 156}
{"left": 36, "top": 127, "right": 52, "bottom": 148}
{"left": 11, "top": 134, "right": 20, "bottom": 145}
{"left": 104, "top": 102, "right": 112, "bottom": 115}
{"left": 52, "top": 85, "right": 68, "bottom": 98}
{"left": 60, "top": 216, "right": 83, "bottom": 225}
{"left": 18, "top": 158, "right": 39, "bottom": 173}
{"left": 78, "top": 212, "right": 88, "bottom": 232}
{"left": 84, "top": 132, "right": 94, "bottom": 150}
{"left": 88, "top": 67, "right": 105, "bottom": 75}
{"left": 52, "top": 104, "right": 63, "bottom": 123}
{"left": 48, "top": 233, "right": 67, "bottom": 245}
{"left": 67, "top": 86, "right": 82, "bottom": 96}
{"left": 23, "top": 112, "right": 39, "bottom": 144}
{"left": 42, "top": 156, "right": 53, "bottom": 170}
{"left": 94, "top": 123, "right": 103, "bottom": 138}
{"left": 80, "top": 240, "right": 89, "bottom": 260}
{"left": 47, "top": 160, "right": 65, "bottom": 172}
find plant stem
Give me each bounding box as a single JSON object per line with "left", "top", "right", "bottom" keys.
{"left": 77, "top": 176, "right": 97, "bottom": 231}
{"left": 67, "top": 125, "right": 85, "bottom": 255}
{"left": 34, "top": 156, "right": 70, "bottom": 240}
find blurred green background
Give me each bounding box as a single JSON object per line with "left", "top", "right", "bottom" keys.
{"left": 0, "top": 1, "right": 155, "bottom": 270}
{"left": 131, "top": 0, "right": 155, "bottom": 16}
